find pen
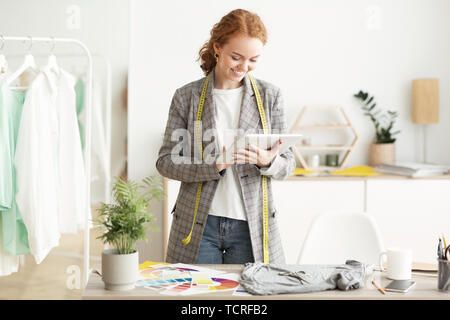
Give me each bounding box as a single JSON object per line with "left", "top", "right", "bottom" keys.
{"left": 438, "top": 238, "right": 443, "bottom": 260}
{"left": 372, "top": 279, "right": 386, "bottom": 295}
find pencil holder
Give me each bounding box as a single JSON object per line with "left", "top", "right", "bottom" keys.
{"left": 438, "top": 259, "right": 450, "bottom": 292}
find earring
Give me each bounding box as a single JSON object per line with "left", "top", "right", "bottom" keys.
{"left": 214, "top": 53, "right": 219, "bottom": 63}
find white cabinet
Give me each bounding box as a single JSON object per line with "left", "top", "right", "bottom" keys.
{"left": 272, "top": 179, "right": 365, "bottom": 264}
{"left": 164, "top": 176, "right": 450, "bottom": 264}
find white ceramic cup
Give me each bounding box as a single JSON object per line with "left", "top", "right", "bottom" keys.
{"left": 307, "top": 154, "right": 320, "bottom": 168}
{"left": 379, "top": 248, "right": 412, "bottom": 280}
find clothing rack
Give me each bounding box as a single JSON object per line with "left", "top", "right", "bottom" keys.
{"left": 6, "top": 52, "right": 112, "bottom": 205}
{"left": 1, "top": 36, "right": 93, "bottom": 287}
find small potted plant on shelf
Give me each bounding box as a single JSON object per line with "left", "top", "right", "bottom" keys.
{"left": 354, "top": 90, "right": 400, "bottom": 166}
{"left": 94, "top": 175, "right": 163, "bottom": 291}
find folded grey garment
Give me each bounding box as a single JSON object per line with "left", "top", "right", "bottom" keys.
{"left": 239, "top": 260, "right": 374, "bottom": 295}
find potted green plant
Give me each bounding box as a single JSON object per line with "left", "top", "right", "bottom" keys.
{"left": 94, "top": 175, "right": 163, "bottom": 291}
{"left": 354, "top": 90, "right": 400, "bottom": 166}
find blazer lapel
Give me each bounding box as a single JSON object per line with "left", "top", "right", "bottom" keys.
{"left": 201, "top": 72, "right": 215, "bottom": 132}
{"left": 194, "top": 71, "right": 219, "bottom": 154}
{"left": 238, "top": 74, "right": 261, "bottom": 136}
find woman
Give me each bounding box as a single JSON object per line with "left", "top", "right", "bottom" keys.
{"left": 156, "top": 9, "right": 296, "bottom": 264}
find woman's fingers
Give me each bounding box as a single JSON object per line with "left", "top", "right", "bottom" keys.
{"left": 247, "top": 143, "right": 261, "bottom": 155}
{"left": 268, "top": 139, "right": 281, "bottom": 156}
{"left": 234, "top": 148, "right": 258, "bottom": 158}
{"left": 216, "top": 146, "right": 235, "bottom": 171}
{"left": 232, "top": 140, "right": 281, "bottom": 165}
{"left": 233, "top": 150, "right": 258, "bottom": 164}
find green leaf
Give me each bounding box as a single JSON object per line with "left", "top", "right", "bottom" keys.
{"left": 353, "top": 89, "right": 400, "bottom": 143}
{"left": 94, "top": 175, "right": 164, "bottom": 253}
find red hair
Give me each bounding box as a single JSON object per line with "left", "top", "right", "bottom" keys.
{"left": 198, "top": 9, "right": 267, "bottom": 75}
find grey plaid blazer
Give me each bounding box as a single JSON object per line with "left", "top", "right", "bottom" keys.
{"left": 156, "top": 70, "right": 296, "bottom": 264}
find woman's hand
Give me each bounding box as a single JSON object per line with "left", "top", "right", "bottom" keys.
{"left": 233, "top": 140, "right": 281, "bottom": 167}
{"left": 216, "top": 146, "right": 234, "bottom": 172}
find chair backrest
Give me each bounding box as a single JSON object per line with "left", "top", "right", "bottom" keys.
{"left": 297, "top": 212, "right": 385, "bottom": 265}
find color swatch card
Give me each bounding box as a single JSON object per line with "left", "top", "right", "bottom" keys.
{"left": 159, "top": 282, "right": 195, "bottom": 295}
{"left": 135, "top": 277, "right": 192, "bottom": 287}
{"left": 138, "top": 261, "right": 170, "bottom": 270}
{"left": 175, "top": 273, "right": 241, "bottom": 296}
{"left": 137, "top": 262, "right": 236, "bottom": 295}
{"left": 207, "top": 273, "right": 240, "bottom": 293}
{"left": 170, "top": 263, "right": 226, "bottom": 276}
{"left": 137, "top": 263, "right": 193, "bottom": 290}
{"left": 191, "top": 272, "right": 214, "bottom": 286}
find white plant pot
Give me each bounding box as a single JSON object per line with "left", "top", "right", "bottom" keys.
{"left": 101, "top": 249, "right": 138, "bottom": 291}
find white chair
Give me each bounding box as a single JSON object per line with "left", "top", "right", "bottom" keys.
{"left": 297, "top": 211, "right": 385, "bottom": 265}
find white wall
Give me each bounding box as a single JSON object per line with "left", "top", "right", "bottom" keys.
{"left": 129, "top": 0, "right": 450, "bottom": 260}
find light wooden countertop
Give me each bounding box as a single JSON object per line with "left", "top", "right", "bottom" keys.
{"left": 82, "top": 264, "right": 450, "bottom": 300}
{"left": 286, "top": 173, "right": 450, "bottom": 181}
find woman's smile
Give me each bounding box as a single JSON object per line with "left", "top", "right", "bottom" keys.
{"left": 230, "top": 67, "right": 246, "bottom": 78}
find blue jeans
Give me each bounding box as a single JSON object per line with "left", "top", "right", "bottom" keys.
{"left": 195, "top": 215, "right": 255, "bottom": 264}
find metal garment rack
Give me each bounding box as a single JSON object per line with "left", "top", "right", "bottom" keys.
{"left": 6, "top": 52, "right": 112, "bottom": 205}
{"left": 2, "top": 36, "right": 93, "bottom": 287}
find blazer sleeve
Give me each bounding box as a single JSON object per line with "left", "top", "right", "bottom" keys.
{"left": 156, "top": 88, "right": 222, "bottom": 182}
{"left": 258, "top": 88, "right": 296, "bottom": 180}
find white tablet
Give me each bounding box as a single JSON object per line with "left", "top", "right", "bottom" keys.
{"left": 244, "top": 134, "right": 303, "bottom": 153}
{"left": 217, "top": 133, "right": 302, "bottom": 163}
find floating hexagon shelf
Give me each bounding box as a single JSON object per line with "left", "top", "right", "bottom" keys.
{"left": 289, "top": 106, "right": 359, "bottom": 171}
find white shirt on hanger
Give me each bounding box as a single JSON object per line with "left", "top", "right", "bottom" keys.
{"left": 14, "top": 65, "right": 89, "bottom": 264}
{"left": 53, "top": 68, "right": 89, "bottom": 233}
{"left": 77, "top": 78, "right": 109, "bottom": 204}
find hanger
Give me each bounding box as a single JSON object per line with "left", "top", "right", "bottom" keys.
{"left": 45, "top": 37, "right": 60, "bottom": 75}
{"left": 6, "top": 36, "right": 38, "bottom": 87}
{"left": 0, "top": 35, "right": 8, "bottom": 74}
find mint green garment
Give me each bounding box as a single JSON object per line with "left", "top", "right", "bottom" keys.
{"left": 75, "top": 77, "right": 85, "bottom": 151}
{"left": 0, "top": 85, "right": 13, "bottom": 210}
{"left": 0, "top": 83, "right": 30, "bottom": 255}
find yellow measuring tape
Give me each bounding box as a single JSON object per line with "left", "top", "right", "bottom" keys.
{"left": 181, "top": 72, "right": 211, "bottom": 245}
{"left": 182, "top": 73, "right": 270, "bottom": 264}
{"left": 248, "top": 74, "right": 270, "bottom": 264}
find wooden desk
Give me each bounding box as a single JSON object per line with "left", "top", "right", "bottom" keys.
{"left": 286, "top": 173, "right": 450, "bottom": 181}
{"left": 82, "top": 264, "right": 450, "bottom": 300}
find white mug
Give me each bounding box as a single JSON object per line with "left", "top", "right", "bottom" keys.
{"left": 379, "top": 248, "right": 412, "bottom": 280}
{"left": 307, "top": 154, "right": 320, "bottom": 168}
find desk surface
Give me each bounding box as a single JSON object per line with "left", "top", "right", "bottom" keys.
{"left": 82, "top": 264, "right": 450, "bottom": 300}
{"left": 286, "top": 173, "right": 450, "bottom": 181}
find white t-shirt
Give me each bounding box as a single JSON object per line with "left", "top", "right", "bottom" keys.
{"left": 209, "top": 85, "right": 247, "bottom": 221}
